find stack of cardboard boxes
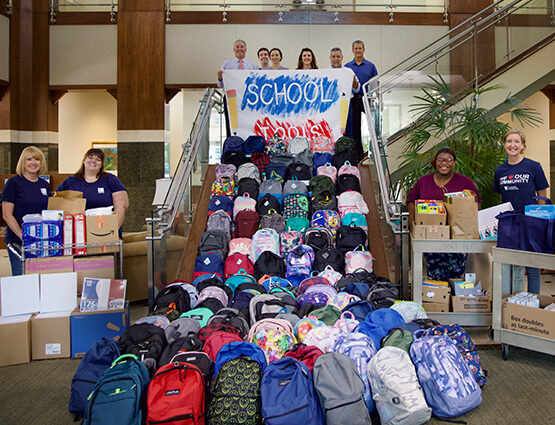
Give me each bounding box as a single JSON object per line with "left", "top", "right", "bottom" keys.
{"left": 421, "top": 275, "right": 492, "bottom": 314}
{"left": 412, "top": 200, "right": 449, "bottom": 240}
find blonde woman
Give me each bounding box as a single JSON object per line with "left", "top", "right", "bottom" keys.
{"left": 1, "top": 146, "right": 51, "bottom": 275}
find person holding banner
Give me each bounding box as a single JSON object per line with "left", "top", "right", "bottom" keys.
{"left": 217, "top": 39, "right": 258, "bottom": 136}
{"left": 264, "top": 48, "right": 288, "bottom": 70}
{"left": 296, "top": 47, "right": 318, "bottom": 70}
{"left": 494, "top": 129, "right": 549, "bottom": 294}
{"left": 329, "top": 47, "right": 360, "bottom": 92}
{"left": 257, "top": 47, "right": 270, "bottom": 69}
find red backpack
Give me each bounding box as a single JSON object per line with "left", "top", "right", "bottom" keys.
{"left": 224, "top": 253, "right": 254, "bottom": 280}
{"left": 198, "top": 323, "right": 241, "bottom": 342}
{"left": 147, "top": 361, "right": 206, "bottom": 425}
{"left": 232, "top": 209, "right": 260, "bottom": 239}
{"left": 284, "top": 343, "right": 323, "bottom": 372}
{"left": 203, "top": 331, "right": 243, "bottom": 361}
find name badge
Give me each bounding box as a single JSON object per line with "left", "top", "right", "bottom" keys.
{"left": 41, "top": 188, "right": 47, "bottom": 196}
{"left": 98, "top": 188, "right": 105, "bottom": 194}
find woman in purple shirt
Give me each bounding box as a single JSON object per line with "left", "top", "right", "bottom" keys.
{"left": 408, "top": 148, "right": 481, "bottom": 280}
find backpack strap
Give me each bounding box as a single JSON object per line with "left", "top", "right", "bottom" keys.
{"left": 111, "top": 354, "right": 139, "bottom": 368}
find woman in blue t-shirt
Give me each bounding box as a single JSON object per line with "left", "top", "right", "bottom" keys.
{"left": 56, "top": 148, "right": 129, "bottom": 229}
{"left": 494, "top": 129, "right": 549, "bottom": 294}
{"left": 1, "top": 147, "right": 51, "bottom": 275}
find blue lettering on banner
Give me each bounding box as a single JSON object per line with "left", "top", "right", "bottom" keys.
{"left": 241, "top": 73, "right": 339, "bottom": 116}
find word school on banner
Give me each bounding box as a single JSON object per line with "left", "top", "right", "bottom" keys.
{"left": 223, "top": 69, "right": 355, "bottom": 144}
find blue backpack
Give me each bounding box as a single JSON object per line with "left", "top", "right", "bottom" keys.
{"left": 313, "top": 152, "right": 333, "bottom": 175}
{"left": 366, "top": 308, "right": 406, "bottom": 333}
{"left": 355, "top": 321, "right": 387, "bottom": 350}
{"left": 208, "top": 196, "right": 234, "bottom": 217}
{"left": 192, "top": 273, "right": 222, "bottom": 287}
{"left": 221, "top": 135, "right": 245, "bottom": 160}
{"left": 342, "top": 300, "right": 373, "bottom": 322}
{"left": 261, "top": 357, "right": 325, "bottom": 425}
{"left": 243, "top": 135, "right": 266, "bottom": 154}
{"left": 266, "top": 162, "right": 287, "bottom": 183}
{"left": 214, "top": 341, "right": 267, "bottom": 377}
{"left": 69, "top": 337, "right": 120, "bottom": 418}
{"left": 193, "top": 254, "right": 225, "bottom": 281}
{"left": 343, "top": 282, "right": 370, "bottom": 298}
{"left": 83, "top": 354, "right": 150, "bottom": 425}
{"left": 410, "top": 336, "right": 482, "bottom": 418}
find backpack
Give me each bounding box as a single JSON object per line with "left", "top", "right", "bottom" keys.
{"left": 222, "top": 135, "right": 245, "bottom": 157}
{"left": 254, "top": 251, "right": 286, "bottom": 280}
{"left": 152, "top": 285, "right": 191, "bottom": 315}
{"left": 229, "top": 237, "right": 253, "bottom": 257}
{"left": 265, "top": 162, "right": 287, "bottom": 183}
{"left": 338, "top": 190, "right": 369, "bottom": 218}
{"left": 381, "top": 328, "right": 414, "bottom": 353}
{"left": 279, "top": 230, "right": 304, "bottom": 260}
{"left": 203, "top": 330, "right": 244, "bottom": 361}
{"left": 69, "top": 338, "right": 121, "bottom": 418}
{"left": 265, "top": 134, "right": 288, "bottom": 156}
{"left": 193, "top": 253, "right": 225, "bottom": 281}
{"left": 256, "top": 195, "right": 282, "bottom": 217}
{"left": 336, "top": 225, "right": 368, "bottom": 254}
{"left": 198, "top": 229, "right": 229, "bottom": 260}
{"left": 334, "top": 136, "right": 359, "bottom": 163}
{"left": 366, "top": 282, "right": 400, "bottom": 310}
{"left": 233, "top": 209, "right": 260, "bottom": 239}
{"left": 305, "top": 227, "right": 333, "bottom": 253}
{"left": 146, "top": 362, "right": 205, "bottom": 425}
{"left": 260, "top": 276, "right": 293, "bottom": 291}
{"left": 297, "top": 291, "right": 331, "bottom": 308}
{"left": 164, "top": 317, "right": 201, "bottom": 344}
{"left": 134, "top": 315, "right": 171, "bottom": 329}
{"left": 284, "top": 344, "right": 324, "bottom": 372}
{"left": 259, "top": 212, "right": 286, "bottom": 233}
{"left": 207, "top": 210, "right": 233, "bottom": 239}
{"left": 294, "top": 149, "right": 314, "bottom": 174}
{"left": 214, "top": 341, "right": 268, "bottom": 377}
{"left": 288, "top": 136, "right": 310, "bottom": 155}
{"left": 342, "top": 212, "right": 368, "bottom": 235}
{"left": 249, "top": 295, "right": 290, "bottom": 326}
{"left": 368, "top": 347, "right": 432, "bottom": 425}
{"left": 225, "top": 270, "right": 258, "bottom": 294}
{"left": 170, "top": 350, "right": 214, "bottom": 386}
{"left": 283, "top": 180, "right": 309, "bottom": 197}
{"left": 303, "top": 326, "right": 341, "bottom": 353}
{"left": 157, "top": 335, "right": 205, "bottom": 368}
{"left": 331, "top": 332, "right": 378, "bottom": 411}
{"left": 343, "top": 282, "right": 371, "bottom": 299}
{"left": 259, "top": 179, "right": 283, "bottom": 205}
{"left": 317, "top": 266, "right": 343, "bottom": 286}
{"left": 243, "top": 135, "right": 265, "bottom": 155}
{"left": 180, "top": 307, "right": 214, "bottom": 328}
{"left": 238, "top": 163, "right": 261, "bottom": 184}
{"left": 286, "top": 245, "right": 315, "bottom": 278}
{"left": 207, "top": 308, "right": 250, "bottom": 339}
{"left": 207, "top": 195, "right": 234, "bottom": 217}
{"left": 286, "top": 163, "right": 312, "bottom": 181}
{"left": 367, "top": 308, "right": 406, "bottom": 334}
{"left": 311, "top": 191, "right": 338, "bottom": 212}
{"left": 237, "top": 177, "right": 260, "bottom": 200}
{"left": 326, "top": 292, "right": 360, "bottom": 311}
{"left": 313, "top": 152, "right": 333, "bottom": 173}
{"left": 222, "top": 149, "right": 248, "bottom": 168}
{"left": 420, "top": 324, "right": 487, "bottom": 387}
{"left": 252, "top": 328, "right": 296, "bottom": 363}
{"left": 311, "top": 210, "right": 340, "bottom": 235}
{"left": 208, "top": 356, "right": 264, "bottom": 425}
{"left": 233, "top": 193, "right": 257, "bottom": 219}
{"left": 271, "top": 152, "right": 295, "bottom": 166}
{"left": 211, "top": 177, "right": 235, "bottom": 198}
{"left": 197, "top": 286, "right": 229, "bottom": 309}
{"left": 261, "top": 357, "right": 325, "bottom": 425}
{"left": 285, "top": 216, "right": 310, "bottom": 234}
{"left": 225, "top": 254, "right": 254, "bottom": 280}
{"left": 118, "top": 323, "right": 167, "bottom": 375}
{"left": 310, "top": 305, "right": 343, "bottom": 326}
{"left": 345, "top": 247, "right": 373, "bottom": 275}
{"left": 83, "top": 354, "right": 150, "bottom": 425}
{"left": 310, "top": 175, "right": 336, "bottom": 198}
{"left": 313, "top": 352, "right": 372, "bottom": 425}
{"left": 313, "top": 247, "right": 345, "bottom": 274}
{"left": 316, "top": 163, "right": 337, "bottom": 183}
{"left": 252, "top": 152, "right": 271, "bottom": 175}
{"left": 215, "top": 163, "right": 236, "bottom": 180}
{"left": 391, "top": 301, "right": 428, "bottom": 322}
{"left": 251, "top": 228, "right": 280, "bottom": 262}
{"left": 343, "top": 300, "right": 373, "bottom": 322}
{"left": 336, "top": 174, "right": 361, "bottom": 194}
{"left": 410, "top": 336, "right": 482, "bottom": 418}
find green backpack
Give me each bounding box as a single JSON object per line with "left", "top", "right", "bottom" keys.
{"left": 286, "top": 217, "right": 311, "bottom": 235}
{"left": 381, "top": 328, "right": 414, "bottom": 353}
{"left": 309, "top": 175, "right": 335, "bottom": 198}
{"left": 310, "top": 305, "right": 342, "bottom": 326}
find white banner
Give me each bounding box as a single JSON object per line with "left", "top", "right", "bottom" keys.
{"left": 223, "top": 69, "right": 354, "bottom": 144}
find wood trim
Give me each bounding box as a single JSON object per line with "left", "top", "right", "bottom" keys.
{"left": 165, "top": 88, "right": 180, "bottom": 104}
{"left": 166, "top": 84, "right": 218, "bottom": 90}
{"left": 107, "top": 88, "right": 117, "bottom": 100}
{"left": 50, "top": 12, "right": 117, "bottom": 25}
{"left": 178, "top": 165, "right": 216, "bottom": 282}
{"left": 49, "top": 85, "right": 118, "bottom": 91}
{"left": 0, "top": 80, "right": 8, "bottom": 102}
{"left": 49, "top": 89, "right": 67, "bottom": 104}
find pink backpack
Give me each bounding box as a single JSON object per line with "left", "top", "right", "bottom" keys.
{"left": 203, "top": 331, "right": 243, "bottom": 361}
{"left": 334, "top": 311, "right": 360, "bottom": 333}
{"left": 345, "top": 248, "right": 373, "bottom": 275}
{"left": 338, "top": 161, "right": 361, "bottom": 181}
{"left": 233, "top": 193, "right": 257, "bottom": 219}
{"left": 229, "top": 238, "right": 252, "bottom": 257}
{"left": 247, "top": 318, "right": 294, "bottom": 342}
{"left": 310, "top": 138, "right": 335, "bottom": 154}
{"left": 303, "top": 326, "right": 341, "bottom": 353}
{"left": 197, "top": 286, "right": 229, "bottom": 308}
{"left": 224, "top": 253, "right": 254, "bottom": 280}
{"left": 316, "top": 163, "right": 337, "bottom": 183}
{"left": 215, "top": 163, "right": 236, "bottom": 180}
{"left": 338, "top": 190, "right": 369, "bottom": 218}
{"left": 318, "top": 265, "right": 343, "bottom": 286}
{"left": 326, "top": 293, "right": 361, "bottom": 311}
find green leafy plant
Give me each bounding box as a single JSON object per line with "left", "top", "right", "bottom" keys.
{"left": 399, "top": 75, "right": 542, "bottom": 208}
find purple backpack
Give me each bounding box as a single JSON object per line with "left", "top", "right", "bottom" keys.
{"left": 279, "top": 231, "right": 303, "bottom": 259}
{"left": 286, "top": 245, "right": 315, "bottom": 278}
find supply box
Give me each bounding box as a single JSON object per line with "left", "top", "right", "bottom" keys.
{"left": 501, "top": 294, "right": 555, "bottom": 341}
{"left": 452, "top": 295, "right": 491, "bottom": 313}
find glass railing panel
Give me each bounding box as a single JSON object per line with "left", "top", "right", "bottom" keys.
{"left": 54, "top": 0, "right": 116, "bottom": 13}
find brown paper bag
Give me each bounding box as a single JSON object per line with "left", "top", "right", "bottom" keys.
{"left": 48, "top": 190, "right": 86, "bottom": 215}
{"left": 52, "top": 190, "right": 84, "bottom": 199}
{"left": 444, "top": 194, "right": 479, "bottom": 239}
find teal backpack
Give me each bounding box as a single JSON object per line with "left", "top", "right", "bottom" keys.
{"left": 286, "top": 217, "right": 310, "bottom": 235}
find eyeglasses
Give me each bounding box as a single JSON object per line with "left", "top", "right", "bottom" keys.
{"left": 436, "top": 158, "right": 454, "bottom": 164}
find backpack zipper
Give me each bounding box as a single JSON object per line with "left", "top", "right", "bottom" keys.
{"left": 264, "top": 403, "right": 309, "bottom": 420}
{"left": 148, "top": 413, "right": 194, "bottom": 424}
{"left": 325, "top": 395, "right": 363, "bottom": 412}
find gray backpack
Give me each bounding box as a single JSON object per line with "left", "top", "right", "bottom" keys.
{"left": 283, "top": 180, "right": 308, "bottom": 196}
{"left": 216, "top": 163, "right": 236, "bottom": 180}
{"left": 294, "top": 149, "right": 314, "bottom": 174}
{"left": 270, "top": 153, "right": 294, "bottom": 166}
{"left": 367, "top": 346, "right": 431, "bottom": 425}
{"left": 206, "top": 210, "right": 232, "bottom": 240}
{"left": 259, "top": 213, "right": 286, "bottom": 234}
{"left": 259, "top": 180, "right": 282, "bottom": 198}
{"left": 198, "top": 230, "right": 229, "bottom": 259}
{"left": 237, "top": 163, "right": 261, "bottom": 184}
{"left": 288, "top": 136, "right": 310, "bottom": 155}
{"left": 313, "top": 352, "right": 372, "bottom": 425}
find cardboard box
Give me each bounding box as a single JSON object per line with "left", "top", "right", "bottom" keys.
{"left": 0, "top": 274, "right": 40, "bottom": 317}
{"left": 423, "top": 302, "right": 449, "bottom": 313}
{"left": 74, "top": 214, "right": 86, "bottom": 255}
{"left": 86, "top": 215, "right": 119, "bottom": 254}
{"left": 422, "top": 284, "right": 451, "bottom": 303}
{"left": 70, "top": 302, "right": 129, "bottom": 358}
{"left": 0, "top": 314, "right": 32, "bottom": 366}
{"left": 452, "top": 295, "right": 491, "bottom": 313}
{"left": 74, "top": 256, "right": 115, "bottom": 294}
{"left": 413, "top": 224, "right": 450, "bottom": 240}
{"left": 502, "top": 295, "right": 555, "bottom": 340}
{"left": 449, "top": 279, "right": 484, "bottom": 296}
{"left": 31, "top": 311, "right": 72, "bottom": 360}
{"left": 25, "top": 256, "right": 74, "bottom": 275}
{"left": 415, "top": 211, "right": 446, "bottom": 226}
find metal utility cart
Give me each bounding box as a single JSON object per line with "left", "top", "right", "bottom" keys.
{"left": 412, "top": 237, "right": 497, "bottom": 326}
{"left": 492, "top": 247, "right": 555, "bottom": 360}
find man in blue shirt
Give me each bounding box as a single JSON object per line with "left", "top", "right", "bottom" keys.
{"left": 345, "top": 40, "right": 378, "bottom": 160}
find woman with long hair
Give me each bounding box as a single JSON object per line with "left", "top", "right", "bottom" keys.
{"left": 296, "top": 47, "right": 318, "bottom": 70}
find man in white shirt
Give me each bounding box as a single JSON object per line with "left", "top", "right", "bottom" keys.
{"left": 217, "top": 39, "right": 259, "bottom": 136}
{"left": 329, "top": 47, "right": 360, "bottom": 92}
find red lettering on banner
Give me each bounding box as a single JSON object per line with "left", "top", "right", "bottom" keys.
{"left": 254, "top": 117, "right": 335, "bottom": 142}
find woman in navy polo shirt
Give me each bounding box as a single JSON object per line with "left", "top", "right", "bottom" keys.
{"left": 56, "top": 148, "right": 128, "bottom": 230}
{"left": 1, "top": 146, "right": 51, "bottom": 275}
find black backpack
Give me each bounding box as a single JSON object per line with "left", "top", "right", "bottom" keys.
{"left": 118, "top": 323, "right": 167, "bottom": 376}
{"left": 334, "top": 136, "right": 359, "bottom": 164}
{"left": 285, "top": 162, "right": 312, "bottom": 181}
{"left": 336, "top": 225, "right": 368, "bottom": 254}
{"left": 207, "top": 307, "right": 250, "bottom": 339}
{"left": 158, "top": 335, "right": 204, "bottom": 367}
{"left": 309, "top": 175, "right": 336, "bottom": 198}
{"left": 153, "top": 285, "right": 191, "bottom": 315}
{"left": 196, "top": 278, "right": 233, "bottom": 301}
{"left": 311, "top": 190, "right": 338, "bottom": 212}
{"left": 237, "top": 177, "right": 260, "bottom": 200}
{"left": 256, "top": 194, "right": 281, "bottom": 217}
{"left": 336, "top": 174, "right": 361, "bottom": 194}
{"left": 313, "top": 247, "right": 345, "bottom": 274}
{"left": 254, "top": 251, "right": 286, "bottom": 280}
{"left": 366, "top": 282, "right": 400, "bottom": 309}
{"left": 334, "top": 275, "right": 362, "bottom": 292}
{"left": 222, "top": 150, "right": 248, "bottom": 168}
{"left": 333, "top": 148, "right": 358, "bottom": 169}
{"left": 305, "top": 227, "right": 333, "bottom": 253}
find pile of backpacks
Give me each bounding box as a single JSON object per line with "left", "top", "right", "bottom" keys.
{"left": 68, "top": 134, "right": 488, "bottom": 425}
